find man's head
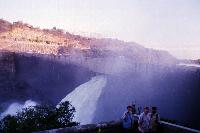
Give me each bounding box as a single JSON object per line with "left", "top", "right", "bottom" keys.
{"left": 152, "top": 107, "right": 157, "bottom": 114}
{"left": 144, "top": 107, "right": 149, "bottom": 114}
{"left": 127, "top": 105, "right": 133, "bottom": 112}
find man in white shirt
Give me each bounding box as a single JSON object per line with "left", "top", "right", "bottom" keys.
{"left": 138, "top": 107, "right": 151, "bottom": 133}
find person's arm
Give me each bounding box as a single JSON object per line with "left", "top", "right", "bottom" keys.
{"left": 157, "top": 114, "right": 160, "bottom": 123}
{"left": 122, "top": 112, "right": 127, "bottom": 120}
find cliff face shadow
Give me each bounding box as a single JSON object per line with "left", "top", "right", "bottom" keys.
{"left": 0, "top": 52, "right": 96, "bottom": 109}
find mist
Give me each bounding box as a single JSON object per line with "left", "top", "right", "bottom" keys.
{"left": 0, "top": 100, "right": 37, "bottom": 118}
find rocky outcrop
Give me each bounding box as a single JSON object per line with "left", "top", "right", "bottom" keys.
{"left": 0, "top": 19, "right": 177, "bottom": 66}
{"left": 0, "top": 19, "right": 12, "bottom": 32}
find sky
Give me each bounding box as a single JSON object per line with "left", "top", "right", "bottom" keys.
{"left": 0, "top": 0, "right": 200, "bottom": 59}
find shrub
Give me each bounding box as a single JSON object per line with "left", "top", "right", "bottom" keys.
{"left": 45, "top": 41, "right": 50, "bottom": 44}
{"left": 0, "top": 101, "right": 78, "bottom": 133}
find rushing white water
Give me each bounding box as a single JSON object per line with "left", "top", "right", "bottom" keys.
{"left": 59, "top": 75, "right": 107, "bottom": 124}
{"left": 178, "top": 63, "right": 200, "bottom": 68}
{"left": 0, "top": 100, "right": 37, "bottom": 117}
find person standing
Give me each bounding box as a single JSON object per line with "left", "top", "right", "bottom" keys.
{"left": 122, "top": 105, "right": 135, "bottom": 133}
{"left": 149, "top": 107, "right": 160, "bottom": 133}
{"left": 138, "top": 107, "right": 151, "bottom": 133}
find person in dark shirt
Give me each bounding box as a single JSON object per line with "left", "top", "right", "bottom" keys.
{"left": 122, "top": 105, "right": 135, "bottom": 133}
{"left": 149, "top": 107, "right": 160, "bottom": 133}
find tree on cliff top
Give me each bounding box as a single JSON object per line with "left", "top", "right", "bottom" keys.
{"left": 0, "top": 101, "right": 79, "bottom": 133}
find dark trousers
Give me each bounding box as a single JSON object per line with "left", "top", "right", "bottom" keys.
{"left": 124, "top": 128, "right": 140, "bottom": 133}
{"left": 139, "top": 131, "right": 151, "bottom": 133}
{"left": 123, "top": 128, "right": 133, "bottom": 133}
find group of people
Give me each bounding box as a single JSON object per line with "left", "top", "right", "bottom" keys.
{"left": 122, "top": 105, "right": 160, "bottom": 133}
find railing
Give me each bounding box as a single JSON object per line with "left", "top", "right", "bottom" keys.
{"left": 35, "top": 120, "right": 200, "bottom": 133}
{"left": 160, "top": 121, "right": 200, "bottom": 133}
{"left": 35, "top": 120, "right": 123, "bottom": 133}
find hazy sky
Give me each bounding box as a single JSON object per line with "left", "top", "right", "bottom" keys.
{"left": 0, "top": 0, "right": 200, "bottom": 59}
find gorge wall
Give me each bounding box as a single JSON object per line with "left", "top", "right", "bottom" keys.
{"left": 0, "top": 19, "right": 200, "bottom": 129}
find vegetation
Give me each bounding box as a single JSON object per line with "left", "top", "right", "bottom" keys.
{"left": 0, "top": 101, "right": 79, "bottom": 133}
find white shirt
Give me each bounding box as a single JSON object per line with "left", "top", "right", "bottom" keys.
{"left": 138, "top": 112, "right": 151, "bottom": 132}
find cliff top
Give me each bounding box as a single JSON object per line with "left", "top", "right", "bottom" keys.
{"left": 0, "top": 19, "right": 177, "bottom": 65}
